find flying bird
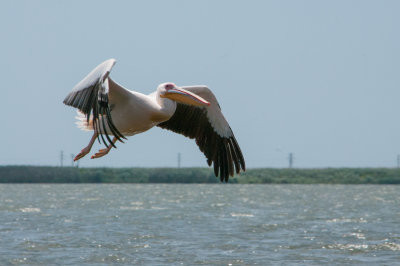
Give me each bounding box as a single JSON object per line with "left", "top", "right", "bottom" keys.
{"left": 63, "top": 59, "right": 245, "bottom": 181}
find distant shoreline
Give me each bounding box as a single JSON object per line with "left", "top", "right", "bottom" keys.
{"left": 0, "top": 166, "right": 399, "bottom": 184}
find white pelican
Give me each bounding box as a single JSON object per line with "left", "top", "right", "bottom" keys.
{"left": 63, "top": 59, "right": 245, "bottom": 181}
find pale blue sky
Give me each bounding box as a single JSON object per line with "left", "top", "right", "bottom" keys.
{"left": 1, "top": 0, "right": 399, "bottom": 168}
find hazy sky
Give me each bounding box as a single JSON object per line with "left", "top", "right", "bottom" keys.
{"left": 1, "top": 1, "right": 399, "bottom": 168}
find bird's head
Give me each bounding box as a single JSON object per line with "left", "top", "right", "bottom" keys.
{"left": 158, "top": 82, "right": 210, "bottom": 107}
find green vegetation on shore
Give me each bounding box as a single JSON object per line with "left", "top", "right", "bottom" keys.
{"left": 1, "top": 166, "right": 400, "bottom": 184}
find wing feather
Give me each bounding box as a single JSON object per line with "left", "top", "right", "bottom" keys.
{"left": 157, "top": 86, "right": 245, "bottom": 182}
{"left": 63, "top": 59, "right": 126, "bottom": 147}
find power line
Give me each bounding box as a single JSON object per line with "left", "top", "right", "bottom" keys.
{"left": 71, "top": 154, "right": 74, "bottom": 167}
{"left": 288, "top": 152, "right": 294, "bottom": 168}
{"left": 70, "top": 154, "right": 79, "bottom": 168}
{"left": 60, "top": 151, "right": 64, "bottom": 167}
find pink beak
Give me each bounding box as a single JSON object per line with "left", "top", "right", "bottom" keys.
{"left": 161, "top": 87, "right": 210, "bottom": 107}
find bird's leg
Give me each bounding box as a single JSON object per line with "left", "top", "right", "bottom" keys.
{"left": 74, "top": 131, "right": 98, "bottom": 161}
{"left": 91, "top": 137, "right": 118, "bottom": 159}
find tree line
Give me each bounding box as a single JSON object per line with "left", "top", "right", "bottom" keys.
{"left": 0, "top": 166, "right": 399, "bottom": 184}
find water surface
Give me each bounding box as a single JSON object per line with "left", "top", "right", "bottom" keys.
{"left": 0, "top": 184, "right": 399, "bottom": 265}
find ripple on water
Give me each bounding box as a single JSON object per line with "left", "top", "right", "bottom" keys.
{"left": 19, "top": 207, "right": 41, "bottom": 213}
{"left": 326, "top": 217, "right": 367, "bottom": 223}
{"left": 230, "top": 213, "right": 254, "bottom": 217}
{"left": 324, "top": 242, "right": 400, "bottom": 252}
{"left": 119, "top": 206, "right": 144, "bottom": 211}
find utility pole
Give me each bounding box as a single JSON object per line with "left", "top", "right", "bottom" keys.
{"left": 289, "top": 153, "right": 294, "bottom": 168}
{"left": 60, "top": 151, "right": 64, "bottom": 167}
{"left": 397, "top": 154, "right": 400, "bottom": 168}
{"left": 71, "top": 154, "right": 75, "bottom": 167}
{"left": 177, "top": 152, "right": 181, "bottom": 168}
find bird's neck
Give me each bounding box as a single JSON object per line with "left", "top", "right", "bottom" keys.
{"left": 156, "top": 94, "right": 177, "bottom": 119}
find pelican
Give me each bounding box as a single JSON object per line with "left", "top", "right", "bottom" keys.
{"left": 63, "top": 59, "right": 245, "bottom": 181}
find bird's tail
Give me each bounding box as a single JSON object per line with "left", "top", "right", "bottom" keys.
{"left": 75, "top": 111, "right": 94, "bottom": 131}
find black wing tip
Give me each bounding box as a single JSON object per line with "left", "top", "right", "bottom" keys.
{"left": 156, "top": 102, "right": 245, "bottom": 183}
{"left": 62, "top": 94, "right": 74, "bottom": 106}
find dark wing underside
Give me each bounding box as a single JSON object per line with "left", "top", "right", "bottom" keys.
{"left": 157, "top": 103, "right": 245, "bottom": 182}
{"left": 63, "top": 59, "right": 126, "bottom": 147}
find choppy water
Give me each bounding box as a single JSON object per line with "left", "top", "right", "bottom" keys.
{"left": 0, "top": 184, "right": 399, "bottom": 265}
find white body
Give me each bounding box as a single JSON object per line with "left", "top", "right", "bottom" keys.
{"left": 109, "top": 89, "right": 175, "bottom": 136}
{"left": 77, "top": 81, "right": 177, "bottom": 136}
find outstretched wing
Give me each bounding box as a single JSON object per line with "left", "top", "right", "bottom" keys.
{"left": 63, "top": 59, "right": 126, "bottom": 147}
{"left": 157, "top": 86, "right": 245, "bottom": 182}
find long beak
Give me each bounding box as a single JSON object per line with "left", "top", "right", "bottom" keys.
{"left": 161, "top": 87, "right": 210, "bottom": 107}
